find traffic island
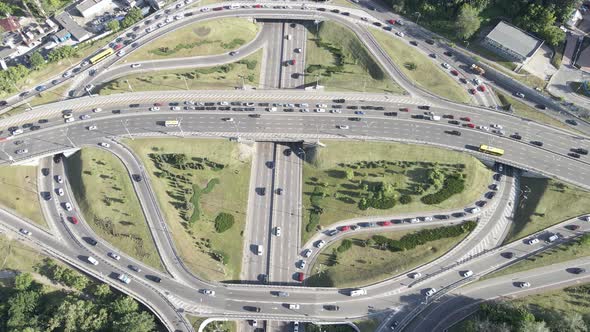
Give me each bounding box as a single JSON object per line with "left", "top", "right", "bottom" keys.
{"left": 0, "top": 165, "right": 46, "bottom": 227}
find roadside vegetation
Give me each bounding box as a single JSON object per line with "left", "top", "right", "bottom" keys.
{"left": 126, "top": 18, "right": 260, "bottom": 62}
{"left": 99, "top": 49, "right": 262, "bottom": 94}
{"left": 304, "top": 21, "right": 404, "bottom": 94}
{"left": 570, "top": 82, "right": 590, "bottom": 98}
{"left": 371, "top": 30, "right": 470, "bottom": 103}
{"left": 125, "top": 139, "right": 251, "bottom": 281}
{"left": 0, "top": 165, "right": 45, "bottom": 227}
{"left": 494, "top": 91, "right": 573, "bottom": 131}
{"left": 188, "top": 316, "right": 236, "bottom": 332}
{"left": 65, "top": 148, "right": 163, "bottom": 270}
{"left": 451, "top": 287, "right": 590, "bottom": 332}
{"left": 0, "top": 234, "right": 158, "bottom": 331}
{"left": 503, "top": 177, "right": 590, "bottom": 244}
{"left": 0, "top": 84, "right": 69, "bottom": 119}
{"left": 302, "top": 141, "right": 492, "bottom": 243}
{"left": 308, "top": 222, "right": 476, "bottom": 287}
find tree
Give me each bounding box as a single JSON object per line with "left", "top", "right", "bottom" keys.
{"left": 0, "top": 2, "right": 13, "bottom": 17}
{"left": 121, "top": 7, "right": 143, "bottom": 29}
{"left": 541, "top": 25, "right": 565, "bottom": 47}
{"left": 29, "top": 51, "right": 46, "bottom": 70}
{"left": 517, "top": 4, "right": 556, "bottom": 36}
{"left": 7, "top": 290, "right": 41, "bottom": 330}
{"left": 560, "top": 313, "right": 587, "bottom": 332}
{"left": 91, "top": 283, "right": 112, "bottom": 300}
{"left": 456, "top": 4, "right": 481, "bottom": 40}
{"left": 112, "top": 311, "right": 156, "bottom": 332}
{"left": 345, "top": 169, "right": 354, "bottom": 181}
{"left": 111, "top": 296, "right": 139, "bottom": 316}
{"left": 519, "top": 320, "right": 550, "bottom": 332}
{"left": 107, "top": 19, "right": 120, "bottom": 32}
{"left": 14, "top": 273, "right": 34, "bottom": 291}
{"left": 48, "top": 45, "right": 79, "bottom": 62}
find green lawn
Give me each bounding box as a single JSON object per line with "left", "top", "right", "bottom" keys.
{"left": 304, "top": 21, "right": 404, "bottom": 94}
{"left": 494, "top": 91, "right": 572, "bottom": 131}
{"left": 468, "top": 43, "right": 517, "bottom": 71}
{"left": 307, "top": 227, "right": 469, "bottom": 287}
{"left": 125, "top": 139, "right": 251, "bottom": 281}
{"left": 0, "top": 166, "right": 46, "bottom": 228}
{"left": 126, "top": 18, "right": 260, "bottom": 62}
{"left": 302, "top": 141, "right": 492, "bottom": 243}
{"left": 503, "top": 177, "right": 590, "bottom": 244}
{"left": 371, "top": 29, "right": 470, "bottom": 103}
{"left": 356, "top": 318, "right": 381, "bottom": 332}
{"left": 99, "top": 49, "right": 262, "bottom": 94}
{"left": 485, "top": 235, "right": 590, "bottom": 280}
{"left": 0, "top": 234, "right": 46, "bottom": 273}
{"left": 65, "top": 148, "right": 163, "bottom": 271}
{"left": 187, "top": 316, "right": 236, "bottom": 332}
{"left": 1, "top": 84, "right": 69, "bottom": 119}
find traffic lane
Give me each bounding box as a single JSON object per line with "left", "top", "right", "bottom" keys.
{"left": 4, "top": 113, "right": 590, "bottom": 189}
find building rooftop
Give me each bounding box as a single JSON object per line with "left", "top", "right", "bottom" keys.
{"left": 0, "top": 17, "right": 21, "bottom": 32}
{"left": 76, "top": 0, "right": 107, "bottom": 14}
{"left": 485, "top": 21, "right": 543, "bottom": 59}
{"left": 54, "top": 13, "right": 90, "bottom": 42}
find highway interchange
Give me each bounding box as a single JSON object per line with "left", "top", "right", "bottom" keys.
{"left": 0, "top": 1, "right": 590, "bottom": 332}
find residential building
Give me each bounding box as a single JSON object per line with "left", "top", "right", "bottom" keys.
{"left": 54, "top": 12, "right": 91, "bottom": 42}
{"left": 481, "top": 21, "right": 544, "bottom": 64}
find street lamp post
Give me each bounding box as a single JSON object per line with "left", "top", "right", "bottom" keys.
{"left": 62, "top": 127, "right": 76, "bottom": 148}
{"left": 178, "top": 118, "right": 185, "bottom": 137}
{"left": 414, "top": 12, "right": 422, "bottom": 25}
{"left": 121, "top": 119, "right": 133, "bottom": 140}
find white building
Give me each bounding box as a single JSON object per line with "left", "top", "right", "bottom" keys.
{"left": 76, "top": 0, "right": 113, "bottom": 18}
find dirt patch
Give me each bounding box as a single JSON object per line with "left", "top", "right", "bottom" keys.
{"left": 194, "top": 26, "right": 211, "bottom": 37}
{"left": 237, "top": 142, "right": 254, "bottom": 162}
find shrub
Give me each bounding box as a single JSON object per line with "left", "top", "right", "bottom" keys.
{"left": 421, "top": 175, "right": 465, "bottom": 205}
{"left": 399, "top": 194, "right": 412, "bottom": 204}
{"left": 214, "top": 213, "right": 235, "bottom": 233}
{"left": 337, "top": 239, "right": 352, "bottom": 253}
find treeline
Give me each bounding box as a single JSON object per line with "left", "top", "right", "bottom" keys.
{"left": 0, "top": 259, "right": 156, "bottom": 331}
{"left": 387, "top": 0, "right": 572, "bottom": 46}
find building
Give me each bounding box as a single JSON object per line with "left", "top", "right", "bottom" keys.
{"left": 76, "top": 0, "right": 113, "bottom": 18}
{"left": 566, "top": 9, "right": 583, "bottom": 28}
{"left": 54, "top": 12, "right": 91, "bottom": 42}
{"left": 0, "top": 17, "right": 21, "bottom": 32}
{"left": 481, "top": 21, "right": 544, "bottom": 64}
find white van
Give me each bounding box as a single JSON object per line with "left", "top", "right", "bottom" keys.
{"left": 349, "top": 288, "right": 367, "bottom": 297}
{"left": 286, "top": 34, "right": 292, "bottom": 40}
{"left": 257, "top": 245, "right": 263, "bottom": 255}
{"left": 87, "top": 256, "right": 99, "bottom": 265}
{"left": 547, "top": 234, "right": 559, "bottom": 243}
{"left": 461, "top": 270, "right": 473, "bottom": 278}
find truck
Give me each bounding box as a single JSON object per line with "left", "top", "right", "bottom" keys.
{"left": 117, "top": 273, "right": 131, "bottom": 284}
{"left": 471, "top": 64, "right": 485, "bottom": 75}
{"left": 349, "top": 288, "right": 367, "bottom": 297}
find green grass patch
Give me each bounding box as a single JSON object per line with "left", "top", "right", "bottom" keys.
{"left": 494, "top": 91, "right": 573, "bottom": 131}
{"left": 371, "top": 29, "right": 470, "bottom": 103}
{"left": 125, "top": 139, "right": 251, "bottom": 281}
{"left": 503, "top": 177, "right": 590, "bottom": 244}
{"left": 187, "top": 316, "right": 236, "bottom": 332}
{"left": 302, "top": 141, "right": 492, "bottom": 243}
{"left": 0, "top": 235, "right": 46, "bottom": 273}
{"left": 126, "top": 18, "right": 260, "bottom": 62}
{"left": 304, "top": 21, "right": 404, "bottom": 94}
{"left": 467, "top": 43, "right": 518, "bottom": 71}
{"left": 307, "top": 224, "right": 472, "bottom": 287}
{"left": 99, "top": 49, "right": 262, "bottom": 94}
{"left": 0, "top": 166, "right": 46, "bottom": 228}
{"left": 65, "top": 148, "right": 163, "bottom": 271}
{"left": 355, "top": 319, "right": 381, "bottom": 332}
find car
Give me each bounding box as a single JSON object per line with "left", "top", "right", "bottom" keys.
{"left": 389, "top": 321, "right": 399, "bottom": 330}
{"left": 379, "top": 220, "right": 392, "bottom": 226}
{"left": 15, "top": 149, "right": 28, "bottom": 154}
{"left": 201, "top": 289, "right": 215, "bottom": 296}
{"left": 338, "top": 125, "right": 349, "bottom": 129}
{"left": 519, "top": 281, "right": 531, "bottom": 288}
{"left": 425, "top": 288, "right": 437, "bottom": 296}
{"left": 316, "top": 240, "right": 326, "bottom": 248}
{"left": 116, "top": 50, "right": 125, "bottom": 57}
{"left": 470, "top": 207, "right": 480, "bottom": 213}
{"left": 566, "top": 119, "right": 579, "bottom": 126}
{"left": 478, "top": 85, "right": 486, "bottom": 92}
{"left": 229, "top": 51, "right": 239, "bottom": 56}
{"left": 526, "top": 238, "right": 540, "bottom": 245}
{"left": 52, "top": 79, "right": 60, "bottom": 85}
{"left": 295, "top": 48, "right": 302, "bottom": 53}
{"left": 511, "top": 133, "right": 522, "bottom": 140}
{"left": 536, "top": 104, "right": 547, "bottom": 110}
{"left": 130, "top": 63, "right": 141, "bottom": 68}
{"left": 569, "top": 267, "right": 586, "bottom": 274}
{"left": 170, "top": 106, "right": 180, "bottom": 111}
{"left": 19, "top": 228, "right": 31, "bottom": 236}
{"left": 459, "top": 78, "right": 467, "bottom": 84}
{"left": 132, "top": 174, "right": 142, "bottom": 182}
{"left": 464, "top": 123, "right": 476, "bottom": 128}
{"left": 57, "top": 188, "right": 64, "bottom": 196}
{"left": 288, "top": 304, "right": 300, "bottom": 310}
{"left": 55, "top": 175, "right": 63, "bottom": 184}
{"left": 569, "top": 152, "right": 581, "bottom": 158}
{"left": 296, "top": 272, "right": 304, "bottom": 282}
{"left": 298, "top": 260, "right": 306, "bottom": 269}
{"left": 129, "top": 265, "right": 141, "bottom": 272}
{"left": 99, "top": 142, "right": 110, "bottom": 148}
{"left": 64, "top": 202, "right": 73, "bottom": 212}
{"left": 566, "top": 224, "right": 580, "bottom": 231}
{"left": 108, "top": 252, "right": 121, "bottom": 260}
{"left": 349, "top": 117, "right": 362, "bottom": 121}
{"left": 514, "top": 92, "right": 525, "bottom": 98}
{"left": 447, "top": 130, "right": 461, "bottom": 136}
{"left": 80, "top": 114, "right": 91, "bottom": 120}
{"left": 87, "top": 125, "right": 97, "bottom": 131}
{"left": 490, "top": 124, "right": 503, "bottom": 129}
{"left": 502, "top": 252, "right": 515, "bottom": 259}
{"left": 410, "top": 41, "right": 418, "bottom": 46}
{"left": 441, "top": 63, "right": 450, "bottom": 69}
{"left": 572, "top": 148, "right": 588, "bottom": 155}
{"left": 35, "top": 85, "right": 46, "bottom": 92}
{"left": 355, "top": 111, "right": 365, "bottom": 115}
{"left": 275, "top": 226, "right": 282, "bottom": 237}
{"left": 223, "top": 117, "right": 234, "bottom": 122}
{"left": 450, "top": 70, "right": 459, "bottom": 76}
{"left": 530, "top": 141, "right": 544, "bottom": 147}
{"left": 395, "top": 31, "right": 404, "bottom": 37}
{"left": 461, "top": 270, "right": 474, "bottom": 278}
{"left": 147, "top": 275, "right": 162, "bottom": 283}
{"left": 410, "top": 272, "right": 422, "bottom": 279}
{"left": 429, "top": 53, "right": 437, "bottom": 58}
{"left": 324, "top": 304, "right": 340, "bottom": 311}
{"left": 250, "top": 320, "right": 258, "bottom": 327}
{"left": 293, "top": 321, "right": 300, "bottom": 332}
{"left": 477, "top": 125, "right": 490, "bottom": 131}
{"left": 302, "top": 249, "right": 312, "bottom": 258}
{"left": 244, "top": 306, "right": 261, "bottom": 312}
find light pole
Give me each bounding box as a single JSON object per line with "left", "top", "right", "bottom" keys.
{"left": 238, "top": 75, "right": 246, "bottom": 90}
{"left": 62, "top": 127, "right": 76, "bottom": 147}
{"left": 314, "top": 19, "right": 321, "bottom": 34}
{"left": 315, "top": 73, "right": 320, "bottom": 89}
{"left": 414, "top": 12, "right": 422, "bottom": 25}
{"left": 121, "top": 119, "right": 133, "bottom": 140}
{"left": 125, "top": 79, "right": 134, "bottom": 92}
{"left": 178, "top": 118, "right": 185, "bottom": 137}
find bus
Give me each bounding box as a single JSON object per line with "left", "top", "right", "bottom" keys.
{"left": 164, "top": 120, "right": 180, "bottom": 127}
{"left": 479, "top": 144, "right": 504, "bottom": 156}
{"left": 89, "top": 47, "right": 114, "bottom": 64}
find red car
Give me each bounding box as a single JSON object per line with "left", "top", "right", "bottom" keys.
{"left": 379, "top": 221, "right": 392, "bottom": 226}
{"left": 291, "top": 59, "right": 296, "bottom": 65}
{"left": 399, "top": 107, "right": 410, "bottom": 112}
{"left": 387, "top": 19, "right": 396, "bottom": 24}
{"left": 478, "top": 85, "right": 486, "bottom": 92}
{"left": 460, "top": 116, "right": 471, "bottom": 122}
{"left": 444, "top": 114, "right": 454, "bottom": 119}
{"left": 450, "top": 70, "right": 459, "bottom": 76}
{"left": 464, "top": 123, "right": 475, "bottom": 128}
{"left": 340, "top": 225, "right": 350, "bottom": 231}
{"left": 69, "top": 216, "right": 79, "bottom": 224}
{"left": 469, "top": 88, "right": 476, "bottom": 94}
{"left": 296, "top": 272, "right": 304, "bottom": 282}
{"left": 113, "top": 43, "right": 123, "bottom": 51}
{"left": 254, "top": 4, "right": 261, "bottom": 8}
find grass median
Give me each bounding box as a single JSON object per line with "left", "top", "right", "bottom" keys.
{"left": 65, "top": 148, "right": 163, "bottom": 270}
{"left": 99, "top": 49, "right": 262, "bottom": 94}
{"left": 302, "top": 141, "right": 492, "bottom": 243}
{"left": 1, "top": 84, "right": 69, "bottom": 119}
{"left": 126, "top": 18, "right": 260, "bottom": 62}
{"left": 503, "top": 177, "right": 590, "bottom": 244}
{"left": 0, "top": 166, "right": 46, "bottom": 228}
{"left": 304, "top": 21, "right": 404, "bottom": 94}
{"left": 187, "top": 316, "right": 236, "bottom": 332}
{"left": 495, "top": 91, "right": 572, "bottom": 131}
{"left": 370, "top": 29, "right": 470, "bottom": 103}
{"left": 125, "top": 138, "right": 251, "bottom": 281}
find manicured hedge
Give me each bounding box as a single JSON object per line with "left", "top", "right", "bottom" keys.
{"left": 214, "top": 212, "right": 235, "bottom": 233}
{"left": 421, "top": 175, "right": 465, "bottom": 205}
{"left": 337, "top": 239, "right": 352, "bottom": 253}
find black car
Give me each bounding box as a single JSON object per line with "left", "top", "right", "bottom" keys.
{"left": 347, "top": 105, "right": 358, "bottom": 109}
{"left": 444, "top": 51, "right": 453, "bottom": 56}
{"left": 348, "top": 117, "right": 362, "bottom": 121}
{"left": 452, "top": 212, "right": 467, "bottom": 218}
{"left": 276, "top": 188, "right": 283, "bottom": 195}
{"left": 566, "top": 119, "right": 578, "bottom": 126}
{"left": 129, "top": 103, "right": 140, "bottom": 108}
{"left": 331, "top": 8, "right": 340, "bottom": 13}
{"left": 373, "top": 22, "right": 382, "bottom": 27}
{"left": 448, "top": 120, "right": 460, "bottom": 125}
{"left": 418, "top": 105, "right": 430, "bottom": 110}
{"left": 112, "top": 109, "right": 121, "bottom": 114}
{"left": 42, "top": 168, "right": 49, "bottom": 176}
{"left": 323, "top": 304, "right": 340, "bottom": 311}
{"left": 502, "top": 252, "right": 515, "bottom": 259}
{"left": 426, "top": 39, "right": 435, "bottom": 45}
{"left": 530, "top": 141, "right": 544, "bottom": 147}
{"left": 510, "top": 134, "right": 522, "bottom": 140}
{"left": 390, "top": 321, "right": 399, "bottom": 330}
{"left": 257, "top": 187, "right": 266, "bottom": 196}
{"left": 244, "top": 306, "right": 261, "bottom": 312}
{"left": 447, "top": 130, "right": 461, "bottom": 136}
{"left": 53, "top": 154, "right": 62, "bottom": 164}
{"left": 30, "top": 125, "right": 41, "bottom": 131}
{"left": 410, "top": 41, "right": 418, "bottom": 46}
{"left": 536, "top": 104, "right": 547, "bottom": 110}
{"left": 384, "top": 112, "right": 398, "bottom": 116}
{"left": 568, "top": 267, "right": 586, "bottom": 274}
{"left": 38, "top": 119, "right": 49, "bottom": 123}
{"left": 132, "top": 174, "right": 142, "bottom": 181}
{"left": 317, "top": 7, "right": 326, "bottom": 11}
{"left": 569, "top": 152, "right": 581, "bottom": 158}
{"left": 486, "top": 191, "right": 496, "bottom": 199}
{"left": 249, "top": 114, "right": 261, "bottom": 118}
{"left": 572, "top": 148, "right": 588, "bottom": 155}
{"left": 87, "top": 238, "right": 98, "bottom": 246}
{"left": 146, "top": 275, "right": 162, "bottom": 283}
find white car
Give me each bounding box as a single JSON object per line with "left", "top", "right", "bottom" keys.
{"left": 410, "top": 272, "right": 422, "bottom": 279}
{"left": 316, "top": 240, "right": 326, "bottom": 248}
{"left": 108, "top": 252, "right": 121, "bottom": 261}
{"left": 200, "top": 7, "right": 210, "bottom": 12}
{"left": 131, "top": 63, "right": 141, "bottom": 68}
{"left": 65, "top": 117, "right": 74, "bottom": 123}
{"left": 295, "top": 48, "right": 302, "bottom": 53}
{"left": 314, "top": 108, "right": 326, "bottom": 113}
{"left": 87, "top": 125, "right": 97, "bottom": 131}
{"left": 338, "top": 125, "right": 349, "bottom": 129}
{"left": 57, "top": 188, "right": 64, "bottom": 196}
{"left": 64, "top": 202, "right": 73, "bottom": 211}
{"left": 174, "top": 15, "right": 183, "bottom": 20}
{"left": 490, "top": 124, "right": 503, "bottom": 129}
{"left": 201, "top": 289, "right": 215, "bottom": 296}
{"left": 99, "top": 142, "right": 110, "bottom": 148}
{"left": 330, "top": 109, "right": 342, "bottom": 113}
{"left": 62, "top": 72, "right": 71, "bottom": 78}
{"left": 425, "top": 288, "right": 437, "bottom": 296}
{"left": 461, "top": 270, "right": 474, "bottom": 278}
{"left": 266, "top": 107, "right": 277, "bottom": 112}
{"left": 80, "top": 114, "right": 91, "bottom": 120}
{"left": 81, "top": 61, "right": 89, "bottom": 67}
{"left": 395, "top": 31, "right": 404, "bottom": 37}
{"left": 170, "top": 106, "right": 181, "bottom": 111}
{"left": 470, "top": 207, "right": 481, "bottom": 213}
{"left": 15, "top": 149, "right": 28, "bottom": 155}
{"left": 316, "top": 103, "right": 327, "bottom": 107}
{"left": 519, "top": 281, "right": 531, "bottom": 288}
{"left": 56, "top": 175, "right": 63, "bottom": 184}
{"left": 93, "top": 108, "right": 102, "bottom": 113}
{"left": 288, "top": 304, "right": 300, "bottom": 309}
{"left": 514, "top": 92, "right": 525, "bottom": 98}
{"left": 302, "top": 249, "right": 312, "bottom": 258}
{"left": 219, "top": 101, "right": 229, "bottom": 106}
{"left": 223, "top": 117, "right": 234, "bottom": 122}
{"left": 19, "top": 228, "right": 32, "bottom": 236}
{"left": 526, "top": 238, "right": 539, "bottom": 245}
{"left": 473, "top": 78, "right": 482, "bottom": 85}
{"left": 116, "top": 50, "right": 126, "bottom": 57}
{"left": 583, "top": 215, "right": 590, "bottom": 222}
{"left": 275, "top": 226, "right": 281, "bottom": 236}
{"left": 477, "top": 125, "right": 490, "bottom": 131}
{"left": 298, "top": 260, "right": 306, "bottom": 269}
{"left": 441, "top": 63, "right": 450, "bottom": 69}
{"left": 149, "top": 107, "right": 160, "bottom": 111}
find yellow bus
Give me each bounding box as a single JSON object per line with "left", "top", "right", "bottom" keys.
{"left": 164, "top": 120, "right": 180, "bottom": 127}
{"left": 89, "top": 47, "right": 114, "bottom": 64}
{"left": 479, "top": 144, "right": 504, "bottom": 156}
